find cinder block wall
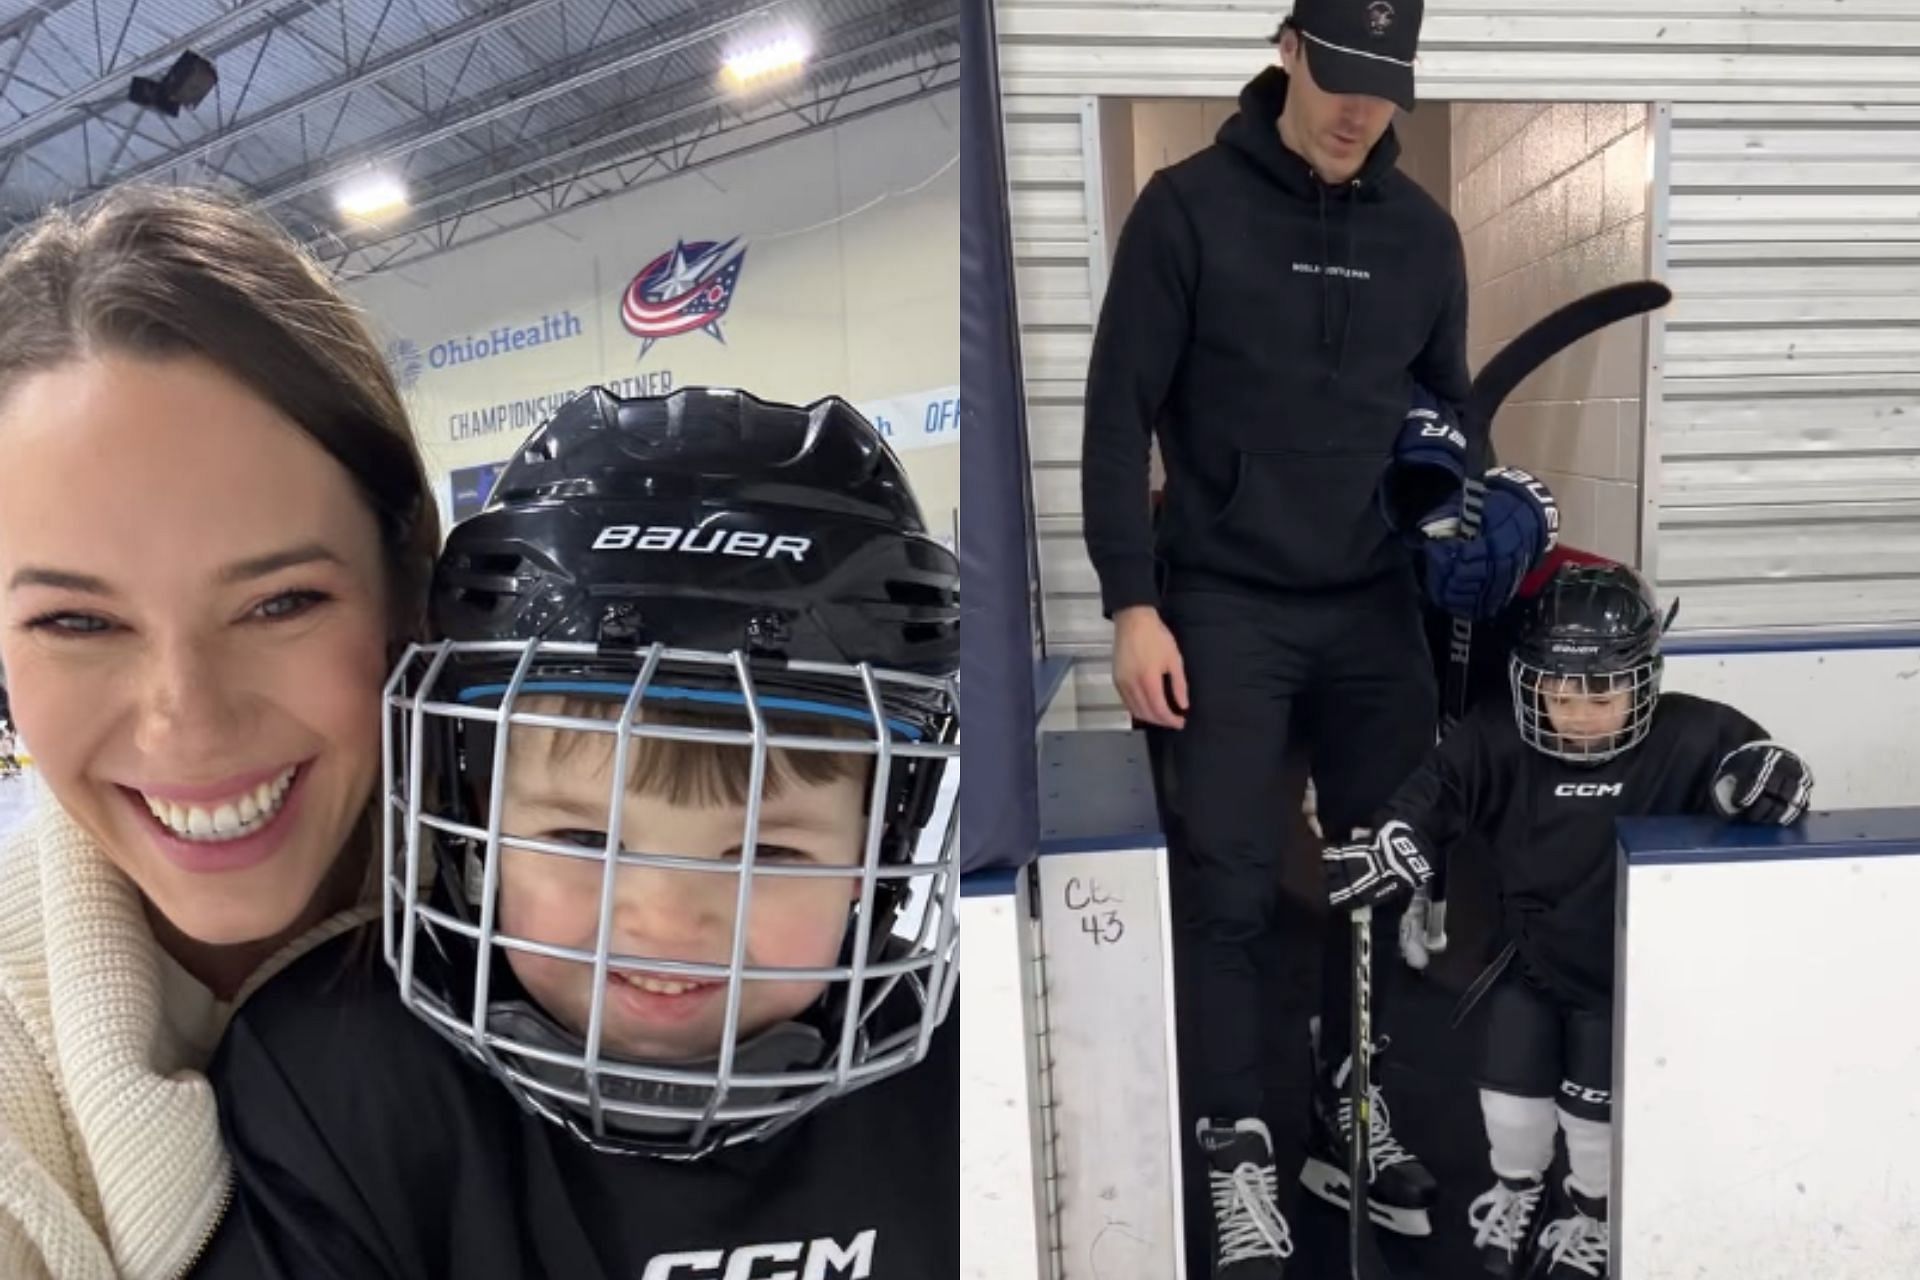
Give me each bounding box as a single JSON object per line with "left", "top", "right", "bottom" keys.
{"left": 1451, "top": 103, "right": 1651, "bottom": 564}
{"left": 1393, "top": 100, "right": 1452, "bottom": 207}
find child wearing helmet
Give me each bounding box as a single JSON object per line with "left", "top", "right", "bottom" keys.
{"left": 1321, "top": 562, "right": 1811, "bottom": 1280}
{"left": 191, "top": 387, "right": 959, "bottom": 1279}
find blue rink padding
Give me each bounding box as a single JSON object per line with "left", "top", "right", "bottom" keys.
{"left": 960, "top": 866, "right": 1020, "bottom": 898}
{"left": 1034, "top": 729, "right": 1163, "bottom": 855}
{"left": 1617, "top": 807, "right": 1920, "bottom": 866}
{"left": 961, "top": 721, "right": 1162, "bottom": 898}
{"left": 1033, "top": 653, "right": 1073, "bottom": 719}
{"left": 1663, "top": 624, "right": 1920, "bottom": 656}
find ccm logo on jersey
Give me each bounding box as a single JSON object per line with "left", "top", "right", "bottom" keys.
{"left": 1554, "top": 782, "right": 1623, "bottom": 798}
{"left": 593, "top": 524, "right": 811, "bottom": 562}
{"left": 640, "top": 1229, "right": 876, "bottom": 1279}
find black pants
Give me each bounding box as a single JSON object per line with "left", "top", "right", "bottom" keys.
{"left": 1479, "top": 968, "right": 1613, "bottom": 1122}
{"left": 1151, "top": 570, "right": 1437, "bottom": 1120}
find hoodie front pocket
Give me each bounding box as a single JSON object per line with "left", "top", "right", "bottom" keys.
{"left": 1206, "top": 452, "right": 1253, "bottom": 531}
{"left": 1204, "top": 447, "right": 1394, "bottom": 589}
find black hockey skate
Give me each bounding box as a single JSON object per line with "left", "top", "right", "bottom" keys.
{"left": 1297, "top": 1027, "right": 1438, "bottom": 1237}
{"left": 1466, "top": 1173, "right": 1547, "bottom": 1276}
{"left": 1197, "top": 1117, "right": 1293, "bottom": 1279}
{"left": 1535, "top": 1179, "right": 1608, "bottom": 1278}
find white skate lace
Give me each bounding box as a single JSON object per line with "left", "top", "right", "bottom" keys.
{"left": 1211, "top": 1161, "right": 1295, "bottom": 1263}
{"left": 1467, "top": 1179, "right": 1543, "bottom": 1252}
{"left": 1539, "top": 1208, "right": 1608, "bottom": 1276}
{"left": 1337, "top": 1087, "right": 1414, "bottom": 1172}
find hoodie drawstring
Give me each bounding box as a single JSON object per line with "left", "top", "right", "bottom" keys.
{"left": 1335, "top": 178, "right": 1359, "bottom": 380}
{"left": 1317, "top": 183, "right": 1332, "bottom": 351}
{"left": 1319, "top": 178, "right": 1356, "bottom": 385}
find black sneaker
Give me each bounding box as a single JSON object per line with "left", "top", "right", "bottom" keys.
{"left": 1536, "top": 1178, "right": 1608, "bottom": 1278}
{"left": 1197, "top": 1117, "right": 1292, "bottom": 1279}
{"left": 1297, "top": 1028, "right": 1439, "bottom": 1237}
{"left": 1466, "top": 1173, "right": 1547, "bottom": 1276}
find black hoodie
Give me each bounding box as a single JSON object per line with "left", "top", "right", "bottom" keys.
{"left": 1081, "top": 67, "right": 1472, "bottom": 614}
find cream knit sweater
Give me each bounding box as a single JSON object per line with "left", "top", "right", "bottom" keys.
{"left": 0, "top": 795, "right": 376, "bottom": 1280}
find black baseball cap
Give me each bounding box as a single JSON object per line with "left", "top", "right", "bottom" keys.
{"left": 1276, "top": 0, "right": 1423, "bottom": 111}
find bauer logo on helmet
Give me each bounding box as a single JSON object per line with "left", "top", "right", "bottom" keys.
{"left": 592, "top": 524, "right": 812, "bottom": 561}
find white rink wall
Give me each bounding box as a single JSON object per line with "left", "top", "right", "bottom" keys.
{"left": 1617, "top": 821, "right": 1920, "bottom": 1279}
{"left": 960, "top": 888, "right": 1042, "bottom": 1280}
{"left": 1661, "top": 635, "right": 1920, "bottom": 809}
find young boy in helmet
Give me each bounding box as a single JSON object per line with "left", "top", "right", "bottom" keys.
{"left": 1393, "top": 539, "right": 1624, "bottom": 971}
{"left": 192, "top": 387, "right": 960, "bottom": 1279}
{"left": 1322, "top": 562, "right": 1811, "bottom": 1280}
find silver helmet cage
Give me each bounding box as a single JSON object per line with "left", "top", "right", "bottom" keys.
{"left": 380, "top": 637, "right": 959, "bottom": 1159}
{"left": 1508, "top": 651, "right": 1661, "bottom": 765}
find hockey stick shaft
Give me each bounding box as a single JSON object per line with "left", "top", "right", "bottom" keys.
{"left": 1444, "top": 477, "right": 1488, "bottom": 731}
{"left": 1428, "top": 475, "right": 1485, "bottom": 905}
{"left": 1349, "top": 902, "right": 1395, "bottom": 1280}
{"left": 1426, "top": 280, "right": 1671, "bottom": 913}
{"left": 1440, "top": 282, "right": 1672, "bottom": 727}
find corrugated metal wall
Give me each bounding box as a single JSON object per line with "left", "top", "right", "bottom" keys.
{"left": 998, "top": 1, "right": 1920, "bottom": 726}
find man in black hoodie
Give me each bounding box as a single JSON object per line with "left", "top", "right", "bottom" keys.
{"left": 1081, "top": 2, "right": 1475, "bottom": 1274}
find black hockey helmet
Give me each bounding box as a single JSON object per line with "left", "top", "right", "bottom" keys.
{"left": 1513, "top": 563, "right": 1665, "bottom": 674}
{"left": 381, "top": 385, "right": 960, "bottom": 1159}
{"left": 425, "top": 384, "right": 957, "bottom": 802}
{"left": 433, "top": 384, "right": 958, "bottom": 677}
{"left": 1509, "top": 563, "right": 1672, "bottom": 763}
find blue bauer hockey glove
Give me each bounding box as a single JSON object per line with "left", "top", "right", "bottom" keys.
{"left": 1378, "top": 384, "right": 1468, "bottom": 540}
{"left": 1421, "top": 466, "right": 1560, "bottom": 620}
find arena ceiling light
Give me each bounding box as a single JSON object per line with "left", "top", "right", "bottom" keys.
{"left": 721, "top": 33, "right": 809, "bottom": 87}
{"left": 334, "top": 174, "right": 409, "bottom": 223}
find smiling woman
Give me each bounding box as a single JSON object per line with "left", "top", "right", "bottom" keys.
{"left": 0, "top": 186, "right": 439, "bottom": 1280}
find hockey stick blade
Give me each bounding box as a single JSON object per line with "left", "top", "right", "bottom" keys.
{"left": 1465, "top": 280, "right": 1673, "bottom": 436}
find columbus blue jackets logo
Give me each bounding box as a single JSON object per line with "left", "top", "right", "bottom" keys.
{"left": 621, "top": 237, "right": 749, "bottom": 362}
{"left": 385, "top": 337, "right": 423, "bottom": 390}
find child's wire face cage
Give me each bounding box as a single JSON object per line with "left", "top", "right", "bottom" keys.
{"left": 380, "top": 637, "right": 959, "bottom": 1160}
{"left": 1508, "top": 655, "right": 1661, "bottom": 765}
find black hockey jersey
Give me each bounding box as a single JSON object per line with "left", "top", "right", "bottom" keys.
{"left": 190, "top": 928, "right": 958, "bottom": 1280}
{"left": 1380, "top": 692, "right": 1766, "bottom": 1009}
